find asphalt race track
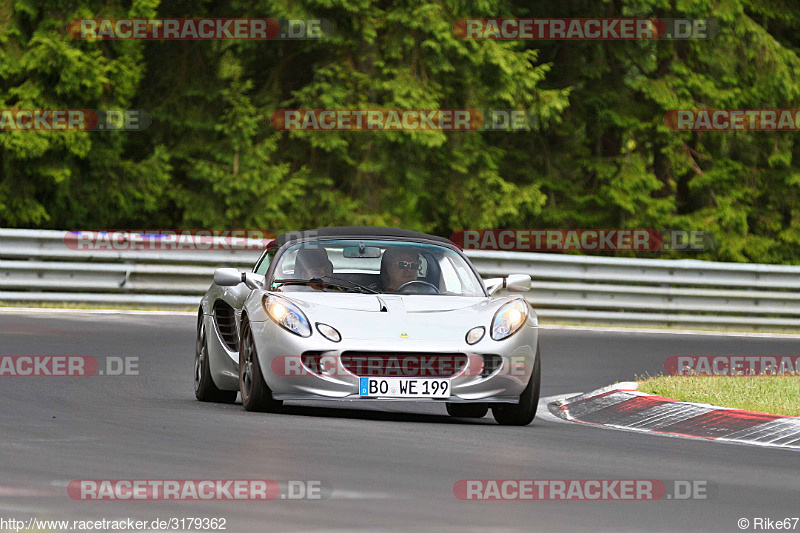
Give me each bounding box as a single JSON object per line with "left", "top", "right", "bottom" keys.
{"left": 1, "top": 310, "right": 798, "bottom": 532}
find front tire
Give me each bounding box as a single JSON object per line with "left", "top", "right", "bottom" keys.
{"left": 239, "top": 318, "right": 282, "bottom": 412}
{"left": 492, "top": 344, "right": 541, "bottom": 426}
{"left": 446, "top": 403, "right": 489, "bottom": 418}
{"left": 195, "top": 313, "right": 237, "bottom": 404}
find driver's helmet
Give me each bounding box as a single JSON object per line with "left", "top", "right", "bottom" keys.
{"left": 294, "top": 247, "right": 333, "bottom": 279}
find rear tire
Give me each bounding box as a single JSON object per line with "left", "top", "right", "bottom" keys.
{"left": 195, "top": 313, "right": 237, "bottom": 404}
{"left": 446, "top": 403, "right": 489, "bottom": 418}
{"left": 239, "top": 318, "right": 282, "bottom": 412}
{"left": 492, "top": 344, "right": 541, "bottom": 426}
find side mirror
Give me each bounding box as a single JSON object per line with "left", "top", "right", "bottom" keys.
{"left": 214, "top": 268, "right": 245, "bottom": 286}
{"left": 243, "top": 272, "right": 265, "bottom": 290}
{"left": 485, "top": 275, "right": 531, "bottom": 296}
{"left": 484, "top": 278, "right": 504, "bottom": 296}
{"left": 214, "top": 269, "right": 265, "bottom": 290}
{"left": 506, "top": 274, "right": 531, "bottom": 292}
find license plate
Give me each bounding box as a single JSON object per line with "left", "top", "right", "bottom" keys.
{"left": 359, "top": 377, "right": 450, "bottom": 398}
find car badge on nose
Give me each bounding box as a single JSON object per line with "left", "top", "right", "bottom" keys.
{"left": 400, "top": 332, "right": 409, "bottom": 338}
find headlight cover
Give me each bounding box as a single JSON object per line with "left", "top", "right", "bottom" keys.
{"left": 466, "top": 326, "right": 485, "bottom": 345}
{"left": 316, "top": 323, "right": 341, "bottom": 343}
{"left": 264, "top": 295, "right": 311, "bottom": 337}
{"left": 491, "top": 299, "right": 529, "bottom": 341}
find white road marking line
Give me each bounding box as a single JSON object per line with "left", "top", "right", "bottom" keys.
{"left": 538, "top": 323, "right": 800, "bottom": 338}
{"left": 0, "top": 503, "right": 43, "bottom": 513}
{"left": 0, "top": 307, "right": 195, "bottom": 316}
{"left": 331, "top": 490, "right": 404, "bottom": 499}
{"left": 0, "top": 485, "right": 56, "bottom": 496}
{"left": 2, "top": 308, "right": 797, "bottom": 337}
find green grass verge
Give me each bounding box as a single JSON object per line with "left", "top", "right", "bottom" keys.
{"left": 550, "top": 321, "right": 800, "bottom": 335}
{"left": 637, "top": 375, "right": 800, "bottom": 417}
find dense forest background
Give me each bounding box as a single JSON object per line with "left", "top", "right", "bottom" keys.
{"left": 1, "top": 0, "right": 799, "bottom": 263}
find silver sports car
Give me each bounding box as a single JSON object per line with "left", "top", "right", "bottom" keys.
{"left": 194, "top": 227, "right": 541, "bottom": 425}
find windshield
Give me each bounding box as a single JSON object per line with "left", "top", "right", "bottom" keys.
{"left": 270, "top": 239, "right": 485, "bottom": 296}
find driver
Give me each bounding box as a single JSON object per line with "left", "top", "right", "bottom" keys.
{"left": 379, "top": 247, "right": 420, "bottom": 292}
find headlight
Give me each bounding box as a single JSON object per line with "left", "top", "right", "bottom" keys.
{"left": 491, "top": 299, "right": 529, "bottom": 341}
{"left": 264, "top": 295, "right": 311, "bottom": 337}
{"left": 316, "top": 323, "right": 341, "bottom": 343}
{"left": 466, "top": 326, "right": 485, "bottom": 345}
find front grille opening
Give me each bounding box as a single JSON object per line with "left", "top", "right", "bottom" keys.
{"left": 481, "top": 354, "right": 503, "bottom": 378}
{"left": 301, "top": 351, "right": 326, "bottom": 374}
{"left": 340, "top": 352, "right": 468, "bottom": 377}
{"left": 213, "top": 300, "right": 239, "bottom": 351}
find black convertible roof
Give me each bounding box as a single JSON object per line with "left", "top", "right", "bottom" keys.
{"left": 274, "top": 226, "right": 454, "bottom": 249}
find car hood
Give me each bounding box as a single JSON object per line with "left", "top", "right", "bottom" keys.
{"left": 274, "top": 292, "right": 507, "bottom": 342}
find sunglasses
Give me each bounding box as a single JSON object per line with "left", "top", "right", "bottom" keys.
{"left": 395, "top": 261, "right": 418, "bottom": 270}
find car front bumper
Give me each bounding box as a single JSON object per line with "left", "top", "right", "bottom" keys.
{"left": 249, "top": 320, "right": 538, "bottom": 403}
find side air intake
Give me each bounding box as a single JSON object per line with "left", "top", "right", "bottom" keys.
{"left": 213, "top": 300, "right": 239, "bottom": 351}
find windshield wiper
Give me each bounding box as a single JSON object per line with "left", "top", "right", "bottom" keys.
{"left": 326, "top": 275, "right": 378, "bottom": 294}
{"left": 272, "top": 277, "right": 377, "bottom": 294}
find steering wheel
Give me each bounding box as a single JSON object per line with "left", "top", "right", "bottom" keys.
{"left": 396, "top": 280, "right": 440, "bottom": 294}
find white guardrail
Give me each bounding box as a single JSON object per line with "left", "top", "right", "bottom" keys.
{"left": 1, "top": 229, "right": 800, "bottom": 331}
